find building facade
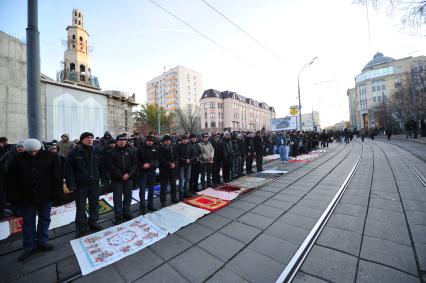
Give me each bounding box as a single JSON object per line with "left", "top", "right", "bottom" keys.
{"left": 347, "top": 88, "right": 357, "bottom": 129}
{"left": 351, "top": 52, "right": 426, "bottom": 129}
{"left": 200, "top": 89, "right": 276, "bottom": 132}
{"left": 146, "top": 65, "right": 203, "bottom": 112}
{"left": 0, "top": 10, "right": 137, "bottom": 143}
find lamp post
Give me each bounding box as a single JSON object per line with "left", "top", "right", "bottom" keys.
{"left": 297, "top": 56, "right": 317, "bottom": 131}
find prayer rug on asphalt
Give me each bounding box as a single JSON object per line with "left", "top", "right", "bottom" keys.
{"left": 86, "top": 199, "right": 113, "bottom": 216}
{"left": 288, "top": 159, "right": 312, "bottom": 163}
{"left": 71, "top": 216, "right": 167, "bottom": 275}
{"left": 263, "top": 154, "right": 280, "bottom": 163}
{"left": 0, "top": 221, "right": 11, "bottom": 240}
{"left": 261, "top": 170, "right": 288, "bottom": 174}
{"left": 197, "top": 188, "right": 239, "bottom": 201}
{"left": 5, "top": 216, "right": 23, "bottom": 235}
{"left": 215, "top": 184, "right": 251, "bottom": 195}
{"left": 144, "top": 207, "right": 195, "bottom": 234}
{"left": 184, "top": 195, "right": 230, "bottom": 212}
{"left": 166, "top": 202, "right": 210, "bottom": 221}
{"left": 49, "top": 201, "right": 77, "bottom": 230}
{"left": 101, "top": 192, "right": 138, "bottom": 207}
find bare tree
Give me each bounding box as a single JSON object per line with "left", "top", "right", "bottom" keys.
{"left": 176, "top": 104, "right": 201, "bottom": 134}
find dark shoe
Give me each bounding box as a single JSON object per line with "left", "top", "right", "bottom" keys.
{"left": 76, "top": 228, "right": 89, "bottom": 238}
{"left": 171, "top": 199, "right": 179, "bottom": 204}
{"left": 113, "top": 218, "right": 123, "bottom": 225}
{"left": 37, "top": 243, "right": 55, "bottom": 251}
{"left": 183, "top": 193, "right": 192, "bottom": 198}
{"left": 161, "top": 202, "right": 167, "bottom": 208}
{"left": 18, "top": 248, "right": 35, "bottom": 261}
{"left": 89, "top": 224, "right": 104, "bottom": 231}
{"left": 139, "top": 208, "right": 146, "bottom": 215}
{"left": 147, "top": 206, "right": 157, "bottom": 211}
{"left": 123, "top": 214, "right": 133, "bottom": 221}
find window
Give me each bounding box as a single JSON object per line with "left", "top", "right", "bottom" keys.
{"left": 210, "top": 113, "right": 215, "bottom": 118}
{"left": 80, "top": 64, "right": 85, "bottom": 72}
{"left": 205, "top": 122, "right": 208, "bottom": 128}
{"left": 372, "top": 86, "right": 376, "bottom": 92}
{"left": 377, "top": 96, "right": 382, "bottom": 102}
{"left": 72, "top": 35, "right": 75, "bottom": 40}
{"left": 373, "top": 97, "right": 376, "bottom": 102}
{"left": 70, "top": 63, "right": 75, "bottom": 71}
{"left": 211, "top": 122, "right": 216, "bottom": 127}
{"left": 204, "top": 112, "right": 207, "bottom": 119}
{"left": 210, "top": 102, "right": 215, "bottom": 108}
{"left": 204, "top": 103, "right": 208, "bottom": 109}
{"left": 381, "top": 85, "right": 386, "bottom": 90}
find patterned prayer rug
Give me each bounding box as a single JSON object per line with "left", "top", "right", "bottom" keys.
{"left": 86, "top": 199, "right": 113, "bottom": 216}
{"left": 71, "top": 216, "right": 167, "bottom": 275}
{"left": 6, "top": 217, "right": 23, "bottom": 235}
{"left": 197, "top": 188, "right": 239, "bottom": 201}
{"left": 167, "top": 202, "right": 210, "bottom": 221}
{"left": 49, "top": 201, "right": 77, "bottom": 230}
{"left": 184, "top": 195, "right": 230, "bottom": 212}
{"left": 0, "top": 221, "right": 11, "bottom": 240}
{"left": 214, "top": 184, "right": 241, "bottom": 192}
{"left": 144, "top": 208, "right": 194, "bottom": 234}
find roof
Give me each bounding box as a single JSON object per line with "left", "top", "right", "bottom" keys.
{"left": 362, "top": 52, "right": 395, "bottom": 72}
{"left": 201, "top": 88, "right": 273, "bottom": 110}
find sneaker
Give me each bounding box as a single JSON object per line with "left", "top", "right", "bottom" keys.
{"left": 37, "top": 243, "right": 55, "bottom": 251}
{"left": 89, "top": 224, "right": 104, "bottom": 231}
{"left": 18, "top": 248, "right": 35, "bottom": 261}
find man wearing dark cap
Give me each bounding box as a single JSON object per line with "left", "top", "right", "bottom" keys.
{"left": 158, "top": 135, "right": 178, "bottom": 206}
{"left": 7, "top": 139, "right": 63, "bottom": 261}
{"left": 189, "top": 134, "right": 201, "bottom": 192}
{"left": 136, "top": 135, "right": 158, "bottom": 213}
{"left": 106, "top": 135, "right": 138, "bottom": 224}
{"left": 66, "top": 132, "right": 104, "bottom": 236}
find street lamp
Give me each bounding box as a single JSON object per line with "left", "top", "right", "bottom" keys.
{"left": 298, "top": 56, "right": 317, "bottom": 131}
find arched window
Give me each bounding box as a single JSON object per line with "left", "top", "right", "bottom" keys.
{"left": 78, "top": 21, "right": 81, "bottom": 25}
{"left": 79, "top": 36, "right": 83, "bottom": 41}
{"left": 75, "top": 11, "right": 77, "bottom": 16}
{"left": 72, "top": 34, "right": 75, "bottom": 40}
{"left": 78, "top": 12, "right": 81, "bottom": 18}
{"left": 80, "top": 65, "right": 85, "bottom": 73}
{"left": 70, "top": 63, "right": 75, "bottom": 71}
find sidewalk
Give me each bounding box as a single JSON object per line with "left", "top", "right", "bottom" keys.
{"left": 377, "top": 135, "right": 426, "bottom": 144}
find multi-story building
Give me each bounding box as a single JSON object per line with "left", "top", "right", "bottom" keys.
{"left": 200, "top": 89, "right": 276, "bottom": 132}
{"left": 351, "top": 52, "right": 426, "bottom": 129}
{"left": 146, "top": 65, "right": 203, "bottom": 112}
{"left": 347, "top": 88, "right": 357, "bottom": 129}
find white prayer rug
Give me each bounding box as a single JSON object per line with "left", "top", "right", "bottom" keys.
{"left": 144, "top": 208, "right": 194, "bottom": 234}
{"left": 197, "top": 188, "right": 239, "bottom": 201}
{"left": 167, "top": 202, "right": 210, "bottom": 221}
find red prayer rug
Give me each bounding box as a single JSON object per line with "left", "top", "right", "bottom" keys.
{"left": 288, "top": 159, "right": 312, "bottom": 163}
{"left": 6, "top": 217, "right": 23, "bottom": 234}
{"left": 184, "top": 195, "right": 230, "bottom": 212}
{"left": 214, "top": 184, "right": 241, "bottom": 192}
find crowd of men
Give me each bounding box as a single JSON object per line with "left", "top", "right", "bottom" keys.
{"left": 0, "top": 129, "right": 334, "bottom": 261}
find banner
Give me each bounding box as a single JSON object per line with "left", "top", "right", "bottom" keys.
{"left": 272, "top": 116, "right": 297, "bottom": 131}
{"left": 290, "top": 105, "right": 299, "bottom": 115}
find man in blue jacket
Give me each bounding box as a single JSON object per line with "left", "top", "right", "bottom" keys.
{"left": 66, "top": 132, "right": 104, "bottom": 237}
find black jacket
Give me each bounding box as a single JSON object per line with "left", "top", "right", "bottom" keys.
{"left": 136, "top": 144, "right": 158, "bottom": 172}
{"left": 238, "top": 139, "right": 247, "bottom": 157}
{"left": 232, "top": 140, "right": 241, "bottom": 158}
{"left": 65, "top": 145, "right": 103, "bottom": 189}
{"left": 220, "top": 139, "right": 234, "bottom": 162}
{"left": 158, "top": 144, "right": 177, "bottom": 178}
{"left": 7, "top": 151, "right": 63, "bottom": 206}
{"left": 106, "top": 146, "right": 138, "bottom": 181}
{"left": 189, "top": 142, "right": 201, "bottom": 163}
{"left": 245, "top": 137, "right": 255, "bottom": 155}
{"left": 253, "top": 135, "right": 264, "bottom": 154}
{"left": 211, "top": 140, "right": 222, "bottom": 162}
{"left": 176, "top": 142, "right": 193, "bottom": 166}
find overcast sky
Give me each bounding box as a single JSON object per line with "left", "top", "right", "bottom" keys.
{"left": 1, "top": 0, "right": 425, "bottom": 127}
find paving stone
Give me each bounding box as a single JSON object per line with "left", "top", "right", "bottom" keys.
{"left": 169, "top": 246, "right": 223, "bottom": 282}
{"left": 149, "top": 234, "right": 192, "bottom": 261}
{"left": 175, "top": 223, "right": 213, "bottom": 244}
{"left": 402, "top": 199, "right": 426, "bottom": 213}
{"left": 134, "top": 263, "right": 189, "bottom": 283}
{"left": 229, "top": 200, "right": 258, "bottom": 211}
{"left": 241, "top": 195, "right": 267, "bottom": 204}
{"left": 364, "top": 218, "right": 411, "bottom": 246}
{"left": 411, "top": 225, "right": 426, "bottom": 245}
{"left": 114, "top": 248, "right": 164, "bottom": 282}
{"left": 340, "top": 195, "right": 369, "bottom": 206}
{"left": 400, "top": 192, "right": 426, "bottom": 202}
{"left": 265, "top": 222, "right": 309, "bottom": 245}
{"left": 237, "top": 212, "right": 275, "bottom": 230}
{"left": 250, "top": 190, "right": 275, "bottom": 198}
{"left": 298, "top": 199, "right": 329, "bottom": 210}
{"left": 57, "top": 256, "right": 81, "bottom": 281}
{"left": 214, "top": 206, "right": 245, "bottom": 219}
{"left": 413, "top": 242, "right": 426, "bottom": 271}
{"left": 317, "top": 226, "right": 362, "bottom": 256}
{"left": 197, "top": 232, "right": 245, "bottom": 262}
{"left": 263, "top": 199, "right": 294, "bottom": 210}
{"left": 277, "top": 213, "right": 317, "bottom": 231}
{"left": 370, "top": 191, "right": 400, "bottom": 201}
{"left": 74, "top": 265, "right": 125, "bottom": 283}
{"left": 369, "top": 198, "right": 403, "bottom": 212}
{"left": 196, "top": 214, "right": 231, "bottom": 231}
{"left": 293, "top": 272, "right": 329, "bottom": 283}
{"left": 406, "top": 211, "right": 426, "bottom": 226}
{"left": 279, "top": 189, "right": 306, "bottom": 197}
{"left": 289, "top": 206, "right": 324, "bottom": 219}
{"left": 367, "top": 208, "right": 406, "bottom": 226}
{"left": 356, "top": 260, "right": 419, "bottom": 283}
{"left": 11, "top": 264, "right": 57, "bottom": 283}
{"left": 226, "top": 248, "right": 284, "bottom": 283}
{"left": 300, "top": 245, "right": 357, "bottom": 283}
{"left": 219, "top": 221, "right": 262, "bottom": 244}
{"left": 206, "top": 268, "right": 249, "bottom": 283}
{"left": 360, "top": 235, "right": 418, "bottom": 275}
{"left": 248, "top": 233, "right": 298, "bottom": 264}
{"left": 273, "top": 193, "right": 302, "bottom": 203}
{"left": 250, "top": 204, "right": 285, "bottom": 219}
{"left": 327, "top": 213, "right": 364, "bottom": 233}
{"left": 260, "top": 185, "right": 285, "bottom": 193}
{"left": 335, "top": 203, "right": 367, "bottom": 218}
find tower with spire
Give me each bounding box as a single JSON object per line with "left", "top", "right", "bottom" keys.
{"left": 58, "top": 9, "right": 99, "bottom": 88}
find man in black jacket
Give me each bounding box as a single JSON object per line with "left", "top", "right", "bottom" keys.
{"left": 211, "top": 134, "right": 222, "bottom": 186}
{"left": 158, "top": 135, "right": 178, "bottom": 207}
{"left": 231, "top": 134, "right": 240, "bottom": 179}
{"left": 136, "top": 135, "right": 158, "bottom": 214}
{"left": 7, "top": 139, "right": 63, "bottom": 261}
{"left": 176, "top": 135, "right": 193, "bottom": 200}
{"left": 106, "top": 135, "right": 138, "bottom": 224}
{"left": 237, "top": 134, "right": 247, "bottom": 177}
{"left": 189, "top": 134, "right": 201, "bottom": 192}
{"left": 66, "top": 132, "right": 104, "bottom": 236}
{"left": 221, "top": 132, "right": 234, "bottom": 182}
{"left": 253, "top": 131, "right": 264, "bottom": 172}
{"left": 245, "top": 132, "right": 255, "bottom": 174}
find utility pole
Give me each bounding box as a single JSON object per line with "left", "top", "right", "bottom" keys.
{"left": 297, "top": 57, "right": 317, "bottom": 131}
{"left": 26, "top": 0, "right": 41, "bottom": 140}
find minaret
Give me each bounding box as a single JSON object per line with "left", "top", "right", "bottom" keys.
{"left": 62, "top": 9, "right": 94, "bottom": 87}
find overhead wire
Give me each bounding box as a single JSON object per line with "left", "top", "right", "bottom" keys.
{"left": 148, "top": 0, "right": 251, "bottom": 66}
{"left": 200, "top": 0, "right": 286, "bottom": 64}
